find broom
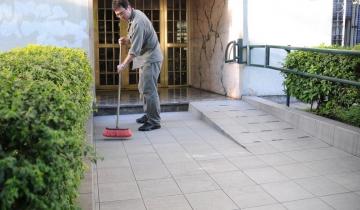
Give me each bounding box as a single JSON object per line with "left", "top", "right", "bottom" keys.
{"left": 102, "top": 44, "right": 133, "bottom": 139}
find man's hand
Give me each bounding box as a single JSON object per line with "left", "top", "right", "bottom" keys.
{"left": 118, "top": 37, "right": 129, "bottom": 46}
{"left": 117, "top": 63, "right": 127, "bottom": 73}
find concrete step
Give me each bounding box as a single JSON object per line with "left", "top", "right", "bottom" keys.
{"left": 94, "top": 102, "right": 189, "bottom": 116}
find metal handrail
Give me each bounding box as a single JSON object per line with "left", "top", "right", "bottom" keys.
{"left": 224, "top": 40, "right": 238, "bottom": 63}
{"left": 224, "top": 39, "right": 246, "bottom": 64}
{"left": 224, "top": 39, "right": 360, "bottom": 88}
{"left": 224, "top": 39, "right": 360, "bottom": 106}
{"left": 250, "top": 64, "right": 360, "bottom": 87}
{"left": 249, "top": 45, "right": 360, "bottom": 56}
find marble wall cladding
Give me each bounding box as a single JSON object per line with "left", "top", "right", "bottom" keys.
{"left": 189, "top": 0, "right": 243, "bottom": 99}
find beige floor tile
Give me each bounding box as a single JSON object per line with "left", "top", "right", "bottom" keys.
{"left": 321, "top": 192, "right": 360, "bottom": 210}
{"left": 224, "top": 185, "right": 277, "bottom": 209}
{"left": 334, "top": 156, "right": 360, "bottom": 172}
{"left": 100, "top": 199, "right": 146, "bottom": 210}
{"left": 255, "top": 130, "right": 285, "bottom": 141}
{"left": 158, "top": 152, "right": 193, "bottom": 163}
{"left": 153, "top": 143, "right": 186, "bottom": 153}
{"left": 303, "top": 159, "right": 353, "bottom": 175}
{"left": 144, "top": 195, "right": 192, "bottom": 210}
{"left": 148, "top": 135, "right": 177, "bottom": 144}
{"left": 211, "top": 171, "right": 256, "bottom": 189}
{"left": 137, "top": 178, "right": 182, "bottom": 198}
{"left": 268, "top": 138, "right": 330, "bottom": 152}
{"left": 294, "top": 176, "right": 350, "bottom": 196}
{"left": 97, "top": 156, "right": 131, "bottom": 169}
{"left": 327, "top": 171, "right": 360, "bottom": 191}
{"left": 232, "top": 132, "right": 263, "bottom": 144}
{"left": 206, "top": 137, "right": 245, "bottom": 148}
{"left": 261, "top": 181, "right": 314, "bottom": 202}
{"left": 228, "top": 156, "right": 268, "bottom": 170}
{"left": 96, "top": 140, "right": 126, "bottom": 149}
{"left": 166, "top": 160, "right": 206, "bottom": 177}
{"left": 264, "top": 122, "right": 293, "bottom": 130}
{"left": 175, "top": 135, "right": 204, "bottom": 144}
{"left": 215, "top": 145, "right": 252, "bottom": 158}
{"left": 132, "top": 163, "right": 171, "bottom": 181}
{"left": 185, "top": 190, "right": 239, "bottom": 210}
{"left": 244, "top": 124, "right": 271, "bottom": 133}
{"left": 275, "top": 129, "right": 308, "bottom": 140}
{"left": 245, "top": 142, "right": 280, "bottom": 155}
{"left": 256, "top": 153, "right": 297, "bottom": 166}
{"left": 144, "top": 129, "right": 172, "bottom": 138}
{"left": 244, "top": 167, "right": 289, "bottom": 184}
{"left": 175, "top": 174, "right": 220, "bottom": 193}
{"left": 283, "top": 198, "right": 333, "bottom": 210}
{"left": 186, "top": 147, "right": 223, "bottom": 158}
{"left": 162, "top": 121, "right": 188, "bottom": 128}
{"left": 284, "top": 147, "right": 351, "bottom": 162}
{"left": 274, "top": 163, "right": 319, "bottom": 179}
{"left": 191, "top": 151, "right": 225, "bottom": 161}
{"left": 124, "top": 143, "right": 155, "bottom": 155}
{"left": 98, "top": 182, "right": 141, "bottom": 202}
{"left": 97, "top": 167, "right": 135, "bottom": 184}
{"left": 168, "top": 127, "right": 197, "bottom": 137}
{"left": 127, "top": 153, "right": 162, "bottom": 166}
{"left": 96, "top": 146, "right": 127, "bottom": 158}
{"left": 198, "top": 158, "right": 238, "bottom": 174}
{"left": 122, "top": 137, "right": 151, "bottom": 146}
{"left": 243, "top": 204, "right": 286, "bottom": 210}
{"left": 181, "top": 142, "right": 216, "bottom": 153}
{"left": 291, "top": 138, "right": 330, "bottom": 150}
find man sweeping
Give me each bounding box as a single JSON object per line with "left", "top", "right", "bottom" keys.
{"left": 113, "top": 0, "right": 163, "bottom": 131}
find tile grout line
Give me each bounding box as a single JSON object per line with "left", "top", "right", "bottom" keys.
{"left": 144, "top": 126, "right": 195, "bottom": 210}
{"left": 94, "top": 136, "right": 101, "bottom": 210}
{"left": 121, "top": 138, "right": 149, "bottom": 210}
{"left": 180, "top": 118, "right": 245, "bottom": 209}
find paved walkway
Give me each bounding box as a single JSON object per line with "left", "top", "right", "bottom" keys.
{"left": 93, "top": 100, "right": 360, "bottom": 210}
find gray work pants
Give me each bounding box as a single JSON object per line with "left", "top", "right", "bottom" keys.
{"left": 138, "top": 62, "right": 162, "bottom": 125}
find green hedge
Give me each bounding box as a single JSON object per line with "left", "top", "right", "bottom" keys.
{"left": 283, "top": 45, "right": 360, "bottom": 127}
{"left": 0, "top": 45, "right": 94, "bottom": 209}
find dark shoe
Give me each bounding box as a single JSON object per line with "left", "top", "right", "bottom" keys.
{"left": 136, "top": 115, "right": 148, "bottom": 124}
{"left": 138, "top": 122, "right": 161, "bottom": 131}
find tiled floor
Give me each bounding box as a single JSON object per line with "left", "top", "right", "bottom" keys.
{"left": 93, "top": 100, "right": 360, "bottom": 210}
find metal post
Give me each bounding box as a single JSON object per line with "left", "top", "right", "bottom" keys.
{"left": 265, "top": 46, "right": 270, "bottom": 67}
{"left": 237, "top": 39, "right": 243, "bottom": 63}
{"left": 286, "top": 90, "right": 290, "bottom": 107}
{"left": 248, "top": 45, "right": 251, "bottom": 65}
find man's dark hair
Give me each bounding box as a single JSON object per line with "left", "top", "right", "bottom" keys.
{"left": 112, "top": 0, "right": 129, "bottom": 10}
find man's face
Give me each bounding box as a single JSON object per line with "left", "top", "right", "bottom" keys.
{"left": 114, "top": 7, "right": 130, "bottom": 21}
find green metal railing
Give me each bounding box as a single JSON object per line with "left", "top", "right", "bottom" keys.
{"left": 224, "top": 39, "right": 360, "bottom": 106}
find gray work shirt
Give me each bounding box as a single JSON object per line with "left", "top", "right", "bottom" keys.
{"left": 128, "top": 9, "right": 163, "bottom": 69}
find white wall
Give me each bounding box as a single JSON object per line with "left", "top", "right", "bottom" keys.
{"left": 0, "top": 0, "right": 92, "bottom": 53}
{"left": 241, "top": 0, "right": 333, "bottom": 96}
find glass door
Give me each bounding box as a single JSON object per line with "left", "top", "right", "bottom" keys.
{"left": 94, "top": 0, "right": 188, "bottom": 90}
{"left": 166, "top": 0, "right": 188, "bottom": 86}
